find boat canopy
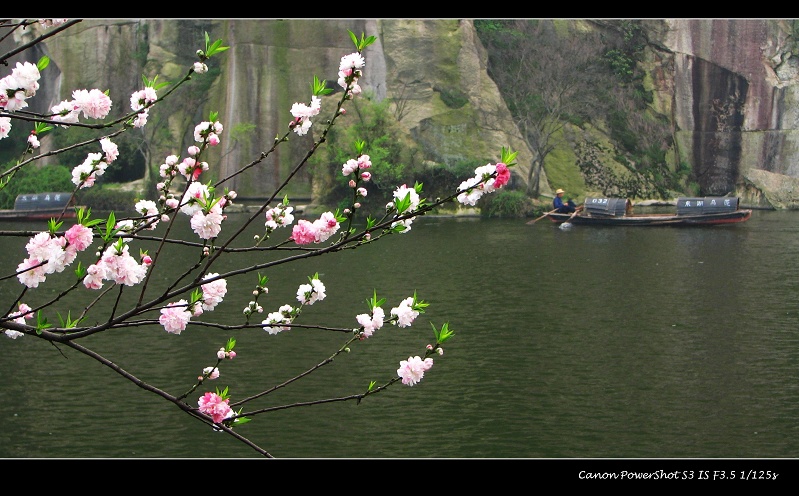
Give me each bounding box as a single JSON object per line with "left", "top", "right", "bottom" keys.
{"left": 583, "top": 197, "right": 628, "bottom": 217}
{"left": 676, "top": 197, "right": 739, "bottom": 215}
{"left": 13, "top": 192, "right": 74, "bottom": 211}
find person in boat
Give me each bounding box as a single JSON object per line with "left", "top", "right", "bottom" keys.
{"left": 553, "top": 189, "right": 577, "bottom": 213}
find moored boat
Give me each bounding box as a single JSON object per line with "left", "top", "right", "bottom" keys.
{"left": 0, "top": 192, "right": 79, "bottom": 221}
{"left": 545, "top": 196, "right": 752, "bottom": 226}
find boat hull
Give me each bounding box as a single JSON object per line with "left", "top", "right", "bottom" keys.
{"left": 546, "top": 209, "right": 752, "bottom": 226}
{"left": 0, "top": 209, "right": 78, "bottom": 221}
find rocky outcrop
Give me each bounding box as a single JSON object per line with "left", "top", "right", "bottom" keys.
{"left": 9, "top": 19, "right": 536, "bottom": 201}
{"left": 741, "top": 168, "right": 799, "bottom": 209}
{"left": 643, "top": 19, "right": 799, "bottom": 205}
{"left": 7, "top": 19, "right": 799, "bottom": 208}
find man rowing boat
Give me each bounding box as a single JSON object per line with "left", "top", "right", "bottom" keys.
{"left": 553, "top": 188, "right": 577, "bottom": 213}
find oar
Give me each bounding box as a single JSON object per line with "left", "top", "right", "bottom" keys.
{"left": 526, "top": 208, "right": 559, "bottom": 225}
{"left": 559, "top": 205, "right": 584, "bottom": 229}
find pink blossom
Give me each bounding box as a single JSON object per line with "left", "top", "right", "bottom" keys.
{"left": 190, "top": 209, "right": 224, "bottom": 239}
{"left": 38, "top": 19, "right": 68, "bottom": 28}
{"left": 12, "top": 61, "right": 40, "bottom": 96}
{"left": 197, "top": 392, "right": 232, "bottom": 423}
{"left": 133, "top": 109, "right": 149, "bottom": 128}
{"left": 0, "top": 79, "right": 28, "bottom": 112}
{"left": 264, "top": 204, "right": 294, "bottom": 230}
{"left": 129, "top": 87, "right": 157, "bottom": 111}
{"left": 342, "top": 158, "right": 359, "bottom": 176}
{"left": 0, "top": 117, "right": 11, "bottom": 139}
{"left": 313, "top": 212, "right": 340, "bottom": 243}
{"left": 201, "top": 273, "right": 227, "bottom": 311}
{"left": 10, "top": 303, "right": 33, "bottom": 322}
{"left": 397, "top": 356, "right": 434, "bottom": 386}
{"left": 72, "top": 88, "right": 112, "bottom": 120}
{"left": 24, "top": 232, "right": 68, "bottom": 275}
{"left": 339, "top": 52, "right": 365, "bottom": 71}
{"left": 194, "top": 121, "right": 223, "bottom": 142}
{"left": 50, "top": 100, "right": 80, "bottom": 126}
{"left": 356, "top": 306, "right": 385, "bottom": 338}
{"left": 62, "top": 245, "right": 79, "bottom": 266}
{"left": 494, "top": 162, "right": 510, "bottom": 188}
{"left": 100, "top": 244, "right": 148, "bottom": 286}
{"left": 291, "top": 219, "right": 318, "bottom": 245}
{"left": 393, "top": 184, "right": 421, "bottom": 212}
{"left": 16, "top": 258, "right": 47, "bottom": 288}
{"left": 202, "top": 367, "right": 220, "bottom": 380}
{"left": 456, "top": 176, "right": 483, "bottom": 206}
{"left": 391, "top": 297, "right": 419, "bottom": 327}
{"left": 100, "top": 137, "right": 119, "bottom": 163}
{"left": 82, "top": 263, "right": 106, "bottom": 289}
{"left": 261, "top": 304, "right": 294, "bottom": 334}
{"left": 5, "top": 302, "right": 33, "bottom": 338}
{"left": 296, "top": 278, "right": 326, "bottom": 305}
{"left": 159, "top": 300, "right": 192, "bottom": 334}
{"left": 180, "top": 182, "right": 210, "bottom": 217}
{"left": 291, "top": 118, "right": 312, "bottom": 136}
{"left": 65, "top": 224, "right": 93, "bottom": 251}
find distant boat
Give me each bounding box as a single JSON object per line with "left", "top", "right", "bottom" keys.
{"left": 544, "top": 197, "right": 752, "bottom": 227}
{"left": 0, "top": 192, "right": 79, "bottom": 221}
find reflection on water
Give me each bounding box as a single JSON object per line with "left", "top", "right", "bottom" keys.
{"left": 1, "top": 210, "right": 799, "bottom": 458}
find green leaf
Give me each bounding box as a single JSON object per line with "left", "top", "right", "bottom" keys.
{"left": 36, "top": 55, "right": 50, "bottom": 71}
{"left": 33, "top": 122, "right": 53, "bottom": 134}
{"left": 57, "top": 310, "right": 82, "bottom": 328}
{"left": 190, "top": 288, "right": 203, "bottom": 306}
{"left": 104, "top": 212, "right": 117, "bottom": 240}
{"left": 204, "top": 33, "right": 229, "bottom": 57}
{"left": 500, "top": 146, "right": 518, "bottom": 167}
{"left": 433, "top": 322, "right": 455, "bottom": 343}
{"left": 217, "top": 386, "right": 230, "bottom": 399}
{"left": 36, "top": 311, "right": 51, "bottom": 333}
{"left": 74, "top": 261, "right": 86, "bottom": 279}
{"left": 394, "top": 193, "right": 411, "bottom": 214}
{"left": 347, "top": 30, "right": 376, "bottom": 51}
{"left": 311, "top": 75, "right": 333, "bottom": 96}
{"left": 354, "top": 139, "right": 366, "bottom": 154}
{"left": 47, "top": 218, "right": 63, "bottom": 234}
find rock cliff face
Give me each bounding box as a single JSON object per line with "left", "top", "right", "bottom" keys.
{"left": 642, "top": 19, "right": 799, "bottom": 207}
{"left": 11, "top": 19, "right": 534, "bottom": 201}
{"left": 8, "top": 19, "right": 799, "bottom": 208}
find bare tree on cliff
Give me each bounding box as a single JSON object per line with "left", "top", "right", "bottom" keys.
{"left": 475, "top": 20, "right": 611, "bottom": 198}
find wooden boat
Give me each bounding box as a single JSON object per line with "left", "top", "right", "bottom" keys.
{"left": 0, "top": 192, "right": 79, "bottom": 221}
{"left": 546, "top": 196, "right": 752, "bottom": 226}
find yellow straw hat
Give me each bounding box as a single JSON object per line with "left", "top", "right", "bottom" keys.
{"left": 555, "top": 189, "right": 565, "bottom": 194}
